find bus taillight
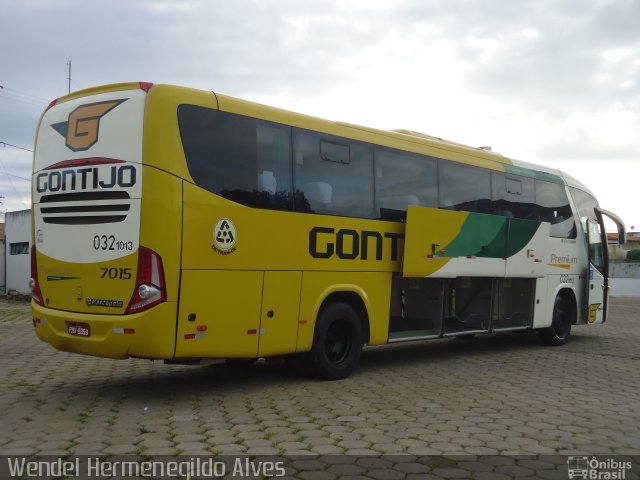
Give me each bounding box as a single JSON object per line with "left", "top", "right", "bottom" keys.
{"left": 30, "top": 246, "right": 44, "bottom": 306}
{"left": 139, "top": 82, "right": 154, "bottom": 92}
{"left": 126, "top": 247, "right": 166, "bottom": 314}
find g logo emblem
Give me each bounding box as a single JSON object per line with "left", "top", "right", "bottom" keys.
{"left": 213, "top": 218, "right": 237, "bottom": 254}
{"left": 51, "top": 99, "right": 127, "bottom": 152}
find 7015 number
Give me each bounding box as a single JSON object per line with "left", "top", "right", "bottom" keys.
{"left": 100, "top": 268, "right": 132, "bottom": 280}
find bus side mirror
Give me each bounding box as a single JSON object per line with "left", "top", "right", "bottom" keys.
{"left": 595, "top": 208, "right": 626, "bottom": 245}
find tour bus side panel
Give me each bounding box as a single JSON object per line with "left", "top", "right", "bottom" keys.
{"left": 139, "top": 84, "right": 215, "bottom": 358}
{"left": 296, "top": 271, "right": 393, "bottom": 353}
{"left": 140, "top": 166, "right": 183, "bottom": 303}
{"left": 136, "top": 165, "right": 183, "bottom": 357}
{"left": 176, "top": 269, "right": 263, "bottom": 358}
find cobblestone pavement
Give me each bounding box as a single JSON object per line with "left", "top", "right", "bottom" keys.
{"left": 1, "top": 297, "right": 639, "bottom": 479}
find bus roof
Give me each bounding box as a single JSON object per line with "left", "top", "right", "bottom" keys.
{"left": 48, "top": 82, "right": 589, "bottom": 190}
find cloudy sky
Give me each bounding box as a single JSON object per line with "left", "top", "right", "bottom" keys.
{"left": 1, "top": 0, "right": 639, "bottom": 230}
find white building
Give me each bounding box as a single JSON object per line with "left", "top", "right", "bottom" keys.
{"left": 0, "top": 224, "right": 5, "bottom": 292}
{"left": 5, "top": 209, "right": 32, "bottom": 294}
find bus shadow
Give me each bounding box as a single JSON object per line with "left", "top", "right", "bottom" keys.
{"left": 50, "top": 330, "right": 564, "bottom": 400}
{"left": 359, "top": 331, "right": 543, "bottom": 371}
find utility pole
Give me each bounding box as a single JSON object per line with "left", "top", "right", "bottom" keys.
{"left": 67, "top": 60, "right": 71, "bottom": 94}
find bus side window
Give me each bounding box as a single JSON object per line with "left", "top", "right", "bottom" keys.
{"left": 534, "top": 180, "right": 576, "bottom": 238}
{"left": 179, "top": 106, "right": 293, "bottom": 211}
{"left": 375, "top": 147, "right": 437, "bottom": 220}
{"left": 491, "top": 171, "right": 535, "bottom": 219}
{"left": 255, "top": 123, "right": 293, "bottom": 209}
{"left": 438, "top": 161, "right": 491, "bottom": 214}
{"left": 569, "top": 187, "right": 599, "bottom": 223}
{"left": 293, "top": 129, "right": 374, "bottom": 218}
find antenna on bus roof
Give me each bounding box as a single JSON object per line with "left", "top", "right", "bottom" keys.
{"left": 67, "top": 60, "right": 71, "bottom": 94}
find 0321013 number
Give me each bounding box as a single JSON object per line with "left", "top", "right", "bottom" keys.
{"left": 559, "top": 274, "right": 575, "bottom": 284}
{"left": 100, "top": 268, "right": 132, "bottom": 280}
{"left": 93, "top": 235, "right": 134, "bottom": 251}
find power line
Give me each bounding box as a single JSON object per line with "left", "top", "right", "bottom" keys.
{"left": 0, "top": 156, "right": 26, "bottom": 199}
{"left": 3, "top": 171, "right": 30, "bottom": 182}
{"left": 0, "top": 83, "right": 49, "bottom": 103}
{"left": 0, "top": 141, "right": 33, "bottom": 153}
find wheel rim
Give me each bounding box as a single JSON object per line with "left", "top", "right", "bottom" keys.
{"left": 324, "top": 320, "right": 352, "bottom": 365}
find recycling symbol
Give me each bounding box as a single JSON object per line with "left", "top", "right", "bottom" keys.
{"left": 213, "top": 218, "right": 237, "bottom": 253}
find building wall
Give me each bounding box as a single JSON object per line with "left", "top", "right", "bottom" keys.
{"left": 610, "top": 261, "right": 640, "bottom": 297}
{"left": 610, "top": 278, "right": 640, "bottom": 297}
{"left": 611, "top": 262, "right": 640, "bottom": 279}
{"left": 5, "top": 210, "right": 32, "bottom": 294}
{"left": 608, "top": 238, "right": 640, "bottom": 260}
{"left": 0, "top": 241, "right": 5, "bottom": 292}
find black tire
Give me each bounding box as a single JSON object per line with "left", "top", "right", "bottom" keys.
{"left": 539, "top": 295, "right": 572, "bottom": 346}
{"left": 307, "top": 302, "right": 364, "bottom": 380}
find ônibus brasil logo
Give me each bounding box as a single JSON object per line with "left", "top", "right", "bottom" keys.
{"left": 213, "top": 218, "right": 237, "bottom": 255}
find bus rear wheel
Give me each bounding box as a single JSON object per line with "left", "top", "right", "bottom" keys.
{"left": 539, "top": 295, "right": 572, "bottom": 346}
{"left": 307, "top": 302, "right": 364, "bottom": 380}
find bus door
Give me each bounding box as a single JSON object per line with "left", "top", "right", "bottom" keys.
{"left": 402, "top": 206, "right": 508, "bottom": 336}
{"left": 403, "top": 205, "right": 507, "bottom": 279}
{"left": 586, "top": 208, "right": 626, "bottom": 324}
{"left": 585, "top": 218, "right": 607, "bottom": 323}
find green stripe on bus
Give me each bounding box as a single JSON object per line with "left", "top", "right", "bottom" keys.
{"left": 505, "top": 218, "right": 541, "bottom": 257}
{"left": 439, "top": 213, "right": 540, "bottom": 259}
{"left": 439, "top": 213, "right": 506, "bottom": 258}
{"left": 503, "top": 164, "right": 565, "bottom": 184}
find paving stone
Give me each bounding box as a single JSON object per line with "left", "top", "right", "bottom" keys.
{"left": 137, "top": 438, "right": 174, "bottom": 448}
{"left": 310, "top": 444, "right": 346, "bottom": 454}
{"left": 172, "top": 433, "right": 206, "bottom": 443}
{"left": 102, "top": 444, "right": 138, "bottom": 455}
{"left": 1, "top": 297, "right": 639, "bottom": 464}
{"left": 370, "top": 442, "right": 405, "bottom": 453}
{"left": 139, "top": 447, "right": 180, "bottom": 455}
{"left": 174, "top": 441, "right": 210, "bottom": 452}
{"left": 275, "top": 441, "right": 309, "bottom": 450}
{"left": 210, "top": 443, "right": 246, "bottom": 454}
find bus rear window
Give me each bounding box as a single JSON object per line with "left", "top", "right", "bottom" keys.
{"left": 178, "top": 105, "right": 293, "bottom": 210}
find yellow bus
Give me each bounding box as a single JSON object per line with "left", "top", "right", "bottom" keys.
{"left": 31, "top": 82, "right": 625, "bottom": 379}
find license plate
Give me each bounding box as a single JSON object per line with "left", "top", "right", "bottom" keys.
{"left": 68, "top": 322, "right": 90, "bottom": 337}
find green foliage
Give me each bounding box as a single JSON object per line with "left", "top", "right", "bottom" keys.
{"left": 626, "top": 249, "right": 640, "bottom": 261}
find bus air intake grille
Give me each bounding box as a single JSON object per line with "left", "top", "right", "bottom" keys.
{"left": 39, "top": 191, "right": 131, "bottom": 225}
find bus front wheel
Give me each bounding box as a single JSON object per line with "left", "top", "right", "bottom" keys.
{"left": 307, "top": 302, "right": 364, "bottom": 380}
{"left": 539, "top": 295, "right": 572, "bottom": 346}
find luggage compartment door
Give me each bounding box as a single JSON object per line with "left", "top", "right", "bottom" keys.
{"left": 176, "top": 270, "right": 263, "bottom": 358}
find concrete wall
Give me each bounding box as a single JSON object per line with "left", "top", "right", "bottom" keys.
{"left": 610, "top": 278, "right": 640, "bottom": 297}
{"left": 610, "top": 262, "right": 640, "bottom": 278}
{"left": 5, "top": 210, "right": 32, "bottom": 294}
{"left": 0, "top": 241, "right": 5, "bottom": 292}
{"left": 610, "top": 261, "right": 640, "bottom": 297}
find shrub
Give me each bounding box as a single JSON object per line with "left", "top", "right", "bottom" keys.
{"left": 626, "top": 249, "right": 640, "bottom": 261}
